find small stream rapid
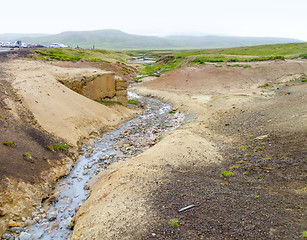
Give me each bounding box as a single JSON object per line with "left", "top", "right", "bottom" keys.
{"left": 13, "top": 91, "right": 184, "bottom": 240}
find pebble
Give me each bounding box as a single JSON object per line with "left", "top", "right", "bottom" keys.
{"left": 8, "top": 221, "right": 18, "bottom": 228}
{"left": 24, "top": 219, "right": 34, "bottom": 226}
{"left": 32, "top": 232, "right": 44, "bottom": 239}
{"left": 47, "top": 211, "right": 57, "bottom": 221}
{"left": 1, "top": 233, "right": 12, "bottom": 239}
{"left": 63, "top": 218, "right": 72, "bottom": 229}
{"left": 19, "top": 232, "right": 32, "bottom": 240}
{"left": 10, "top": 227, "right": 24, "bottom": 234}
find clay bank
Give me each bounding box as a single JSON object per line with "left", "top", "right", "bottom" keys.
{"left": 0, "top": 59, "right": 137, "bottom": 235}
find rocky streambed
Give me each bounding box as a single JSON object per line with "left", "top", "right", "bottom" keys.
{"left": 4, "top": 92, "right": 184, "bottom": 240}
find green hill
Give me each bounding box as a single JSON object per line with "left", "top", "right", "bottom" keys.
{"left": 16, "top": 29, "right": 304, "bottom": 50}
{"left": 21, "top": 30, "right": 176, "bottom": 49}
{"left": 166, "top": 35, "right": 304, "bottom": 49}
{"left": 0, "top": 33, "right": 51, "bottom": 41}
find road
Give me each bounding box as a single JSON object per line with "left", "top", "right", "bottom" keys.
{"left": 0, "top": 47, "right": 12, "bottom": 52}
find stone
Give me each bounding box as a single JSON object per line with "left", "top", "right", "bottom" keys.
{"left": 19, "top": 232, "right": 32, "bottom": 240}
{"left": 8, "top": 221, "right": 18, "bottom": 228}
{"left": 255, "top": 134, "right": 269, "bottom": 140}
{"left": 47, "top": 211, "right": 57, "bottom": 221}
{"left": 24, "top": 219, "right": 34, "bottom": 226}
{"left": 1, "top": 233, "right": 12, "bottom": 239}
{"left": 70, "top": 216, "right": 76, "bottom": 227}
{"left": 10, "top": 227, "right": 24, "bottom": 233}
{"left": 48, "top": 192, "right": 58, "bottom": 202}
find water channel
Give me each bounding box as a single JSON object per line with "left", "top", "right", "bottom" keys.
{"left": 11, "top": 91, "right": 184, "bottom": 240}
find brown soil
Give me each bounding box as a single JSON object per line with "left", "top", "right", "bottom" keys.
{"left": 72, "top": 60, "right": 307, "bottom": 239}
{"left": 50, "top": 60, "right": 139, "bottom": 84}
{"left": 0, "top": 55, "right": 138, "bottom": 234}
{"left": 0, "top": 54, "right": 71, "bottom": 233}
{"left": 142, "top": 83, "right": 307, "bottom": 239}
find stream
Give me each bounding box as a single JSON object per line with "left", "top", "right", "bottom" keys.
{"left": 7, "top": 91, "right": 184, "bottom": 240}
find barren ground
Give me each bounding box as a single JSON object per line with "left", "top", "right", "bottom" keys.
{"left": 72, "top": 60, "right": 307, "bottom": 239}
{"left": 0, "top": 54, "right": 138, "bottom": 234}
{"left": 0, "top": 53, "right": 306, "bottom": 239}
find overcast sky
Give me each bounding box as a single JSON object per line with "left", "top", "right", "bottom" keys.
{"left": 1, "top": 0, "right": 307, "bottom": 41}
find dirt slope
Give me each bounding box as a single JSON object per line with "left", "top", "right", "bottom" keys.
{"left": 0, "top": 58, "right": 138, "bottom": 234}
{"left": 72, "top": 60, "right": 307, "bottom": 239}
{"left": 4, "top": 60, "right": 138, "bottom": 146}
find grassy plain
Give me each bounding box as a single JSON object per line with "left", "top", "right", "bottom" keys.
{"left": 31, "top": 42, "right": 307, "bottom": 78}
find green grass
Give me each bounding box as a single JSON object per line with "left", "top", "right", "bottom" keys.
{"left": 302, "top": 231, "right": 307, "bottom": 238}
{"left": 301, "top": 79, "right": 307, "bottom": 82}
{"left": 238, "top": 145, "right": 249, "bottom": 151}
{"left": 3, "top": 141, "right": 14, "bottom": 146}
{"left": 138, "top": 43, "right": 307, "bottom": 77}
{"left": 220, "top": 171, "right": 234, "bottom": 177}
{"left": 23, "top": 153, "right": 32, "bottom": 160}
{"left": 168, "top": 218, "right": 179, "bottom": 227}
{"left": 47, "top": 145, "right": 54, "bottom": 151}
{"left": 259, "top": 83, "right": 271, "bottom": 88}
{"left": 227, "top": 64, "right": 252, "bottom": 68}
{"left": 137, "top": 43, "right": 307, "bottom": 76}
{"left": 140, "top": 58, "right": 182, "bottom": 77}
{"left": 33, "top": 49, "right": 82, "bottom": 62}
{"left": 128, "top": 99, "right": 139, "bottom": 105}
{"left": 53, "top": 142, "right": 69, "bottom": 152}
{"left": 31, "top": 48, "right": 129, "bottom": 64}
{"left": 175, "top": 43, "right": 307, "bottom": 57}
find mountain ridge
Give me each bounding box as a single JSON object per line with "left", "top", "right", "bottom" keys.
{"left": 0, "top": 29, "right": 304, "bottom": 49}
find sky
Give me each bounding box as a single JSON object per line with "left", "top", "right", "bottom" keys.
{"left": 1, "top": 0, "right": 307, "bottom": 41}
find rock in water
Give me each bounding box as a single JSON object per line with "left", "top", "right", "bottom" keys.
{"left": 19, "top": 232, "right": 32, "bottom": 240}
{"left": 1, "top": 233, "right": 12, "bottom": 239}
{"left": 47, "top": 211, "right": 57, "bottom": 221}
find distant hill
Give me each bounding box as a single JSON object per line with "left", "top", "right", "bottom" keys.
{"left": 165, "top": 35, "right": 304, "bottom": 49}
{"left": 0, "top": 33, "right": 51, "bottom": 41}
{"left": 1, "top": 29, "right": 304, "bottom": 49}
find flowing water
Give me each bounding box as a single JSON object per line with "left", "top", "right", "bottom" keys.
{"left": 12, "top": 92, "right": 184, "bottom": 240}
